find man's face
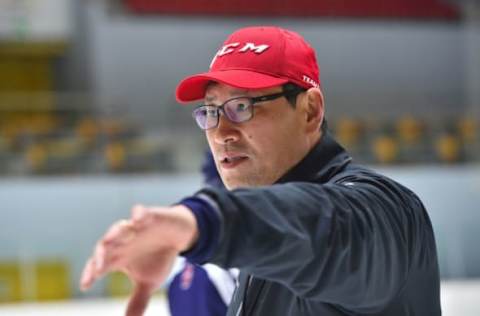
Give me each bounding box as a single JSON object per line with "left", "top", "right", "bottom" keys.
{"left": 204, "top": 83, "right": 310, "bottom": 190}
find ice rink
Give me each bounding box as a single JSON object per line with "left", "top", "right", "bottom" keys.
{"left": 0, "top": 280, "right": 479, "bottom": 316}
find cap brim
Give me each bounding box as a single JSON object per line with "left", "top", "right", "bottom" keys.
{"left": 175, "top": 70, "right": 289, "bottom": 103}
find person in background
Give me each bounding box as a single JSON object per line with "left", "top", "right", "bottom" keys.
{"left": 168, "top": 151, "right": 237, "bottom": 316}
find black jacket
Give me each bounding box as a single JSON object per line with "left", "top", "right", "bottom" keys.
{"left": 196, "top": 133, "right": 441, "bottom": 315}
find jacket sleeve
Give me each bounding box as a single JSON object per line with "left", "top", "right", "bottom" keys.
{"left": 194, "top": 173, "right": 436, "bottom": 313}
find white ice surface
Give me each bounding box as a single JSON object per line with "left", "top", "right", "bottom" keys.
{"left": 0, "top": 280, "right": 479, "bottom": 316}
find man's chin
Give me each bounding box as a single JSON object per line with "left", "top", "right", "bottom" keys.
{"left": 221, "top": 173, "right": 265, "bottom": 190}
{"left": 222, "top": 179, "right": 250, "bottom": 190}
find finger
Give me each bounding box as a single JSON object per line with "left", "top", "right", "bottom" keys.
{"left": 92, "top": 238, "right": 124, "bottom": 277}
{"left": 125, "top": 283, "right": 154, "bottom": 316}
{"left": 93, "top": 240, "right": 107, "bottom": 274}
{"left": 131, "top": 204, "right": 147, "bottom": 223}
{"left": 81, "top": 251, "right": 123, "bottom": 292}
{"left": 81, "top": 220, "right": 136, "bottom": 291}
{"left": 80, "top": 257, "right": 96, "bottom": 291}
{"left": 104, "top": 220, "right": 136, "bottom": 244}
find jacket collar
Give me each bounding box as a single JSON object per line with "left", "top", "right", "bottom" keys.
{"left": 276, "top": 131, "right": 352, "bottom": 184}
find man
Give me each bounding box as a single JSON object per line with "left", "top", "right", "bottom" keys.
{"left": 80, "top": 26, "right": 441, "bottom": 316}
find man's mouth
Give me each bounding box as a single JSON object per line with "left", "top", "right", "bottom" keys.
{"left": 219, "top": 154, "right": 249, "bottom": 169}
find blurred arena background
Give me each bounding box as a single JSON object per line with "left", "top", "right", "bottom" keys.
{"left": 0, "top": 0, "right": 479, "bottom": 314}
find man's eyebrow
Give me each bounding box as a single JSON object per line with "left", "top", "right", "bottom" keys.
{"left": 205, "top": 95, "right": 216, "bottom": 103}
{"left": 204, "top": 89, "right": 251, "bottom": 104}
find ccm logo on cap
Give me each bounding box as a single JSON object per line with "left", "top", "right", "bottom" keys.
{"left": 210, "top": 42, "right": 270, "bottom": 68}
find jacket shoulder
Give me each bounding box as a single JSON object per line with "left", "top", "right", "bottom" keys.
{"left": 326, "top": 163, "right": 424, "bottom": 208}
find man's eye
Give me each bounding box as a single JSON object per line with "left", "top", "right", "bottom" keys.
{"left": 235, "top": 103, "right": 249, "bottom": 112}
{"left": 206, "top": 108, "right": 218, "bottom": 116}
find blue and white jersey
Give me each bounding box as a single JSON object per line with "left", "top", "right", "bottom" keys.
{"left": 168, "top": 258, "right": 238, "bottom": 316}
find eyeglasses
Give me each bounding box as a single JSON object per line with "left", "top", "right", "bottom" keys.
{"left": 192, "top": 89, "right": 303, "bottom": 130}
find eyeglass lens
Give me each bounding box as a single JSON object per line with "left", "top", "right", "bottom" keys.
{"left": 194, "top": 97, "right": 253, "bottom": 130}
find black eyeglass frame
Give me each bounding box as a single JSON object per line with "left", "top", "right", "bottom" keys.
{"left": 192, "top": 87, "right": 305, "bottom": 130}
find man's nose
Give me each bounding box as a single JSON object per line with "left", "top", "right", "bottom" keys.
{"left": 213, "top": 114, "right": 240, "bottom": 144}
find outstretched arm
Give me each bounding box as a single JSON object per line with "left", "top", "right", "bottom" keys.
{"left": 80, "top": 204, "right": 198, "bottom": 316}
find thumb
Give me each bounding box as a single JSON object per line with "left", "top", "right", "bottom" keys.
{"left": 131, "top": 204, "right": 147, "bottom": 222}
{"left": 125, "top": 282, "right": 155, "bottom": 316}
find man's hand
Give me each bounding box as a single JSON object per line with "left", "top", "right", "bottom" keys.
{"left": 80, "top": 204, "right": 198, "bottom": 316}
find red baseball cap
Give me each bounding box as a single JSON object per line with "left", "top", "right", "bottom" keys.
{"left": 175, "top": 26, "right": 320, "bottom": 103}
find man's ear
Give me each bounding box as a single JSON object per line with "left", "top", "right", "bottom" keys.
{"left": 302, "top": 88, "right": 324, "bottom": 133}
